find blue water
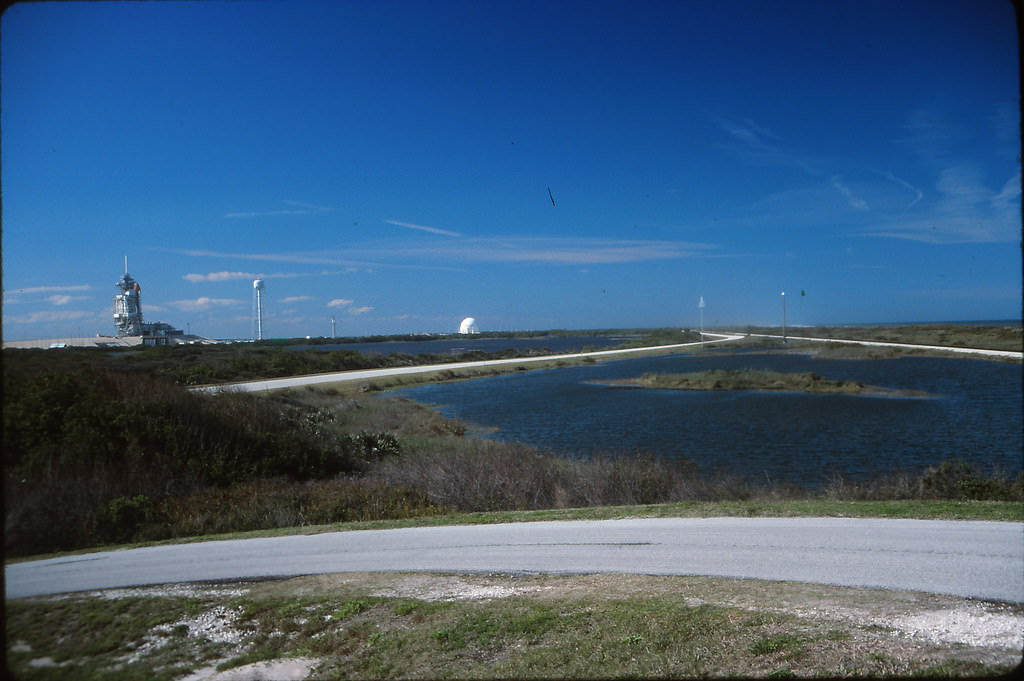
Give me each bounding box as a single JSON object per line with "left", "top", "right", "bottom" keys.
{"left": 290, "top": 335, "right": 634, "bottom": 356}
{"left": 393, "top": 353, "right": 1023, "bottom": 487}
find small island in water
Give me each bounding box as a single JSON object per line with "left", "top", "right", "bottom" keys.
{"left": 593, "top": 369, "right": 935, "bottom": 398}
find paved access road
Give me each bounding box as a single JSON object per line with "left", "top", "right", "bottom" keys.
{"left": 7, "top": 518, "right": 1022, "bottom": 602}
{"left": 749, "top": 333, "right": 1023, "bottom": 360}
{"left": 196, "top": 331, "right": 1019, "bottom": 394}
{"left": 193, "top": 334, "right": 745, "bottom": 393}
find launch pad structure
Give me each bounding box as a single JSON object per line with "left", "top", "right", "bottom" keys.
{"left": 3, "top": 261, "right": 215, "bottom": 349}
{"left": 112, "top": 260, "right": 187, "bottom": 345}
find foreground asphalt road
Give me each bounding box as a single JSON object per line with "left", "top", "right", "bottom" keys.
{"left": 7, "top": 518, "right": 1022, "bottom": 602}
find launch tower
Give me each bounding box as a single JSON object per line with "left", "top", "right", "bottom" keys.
{"left": 113, "top": 265, "right": 144, "bottom": 336}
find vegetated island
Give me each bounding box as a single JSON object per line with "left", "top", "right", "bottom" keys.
{"left": 591, "top": 369, "right": 936, "bottom": 398}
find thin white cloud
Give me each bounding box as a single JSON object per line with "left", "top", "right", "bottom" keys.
{"left": 861, "top": 167, "right": 1019, "bottom": 243}
{"left": 182, "top": 249, "right": 387, "bottom": 269}
{"left": 713, "top": 114, "right": 819, "bottom": 175}
{"left": 180, "top": 239, "right": 714, "bottom": 269}
{"left": 224, "top": 201, "right": 330, "bottom": 218}
{"left": 385, "top": 219, "right": 462, "bottom": 237}
{"left": 46, "top": 294, "right": 88, "bottom": 306}
{"left": 348, "top": 306, "right": 373, "bottom": 315}
{"left": 168, "top": 297, "right": 246, "bottom": 311}
{"left": 281, "top": 296, "right": 312, "bottom": 303}
{"left": 898, "top": 108, "right": 969, "bottom": 166}
{"left": 327, "top": 298, "right": 354, "bottom": 308}
{"left": 183, "top": 271, "right": 257, "bottom": 283}
{"left": 988, "top": 102, "right": 1019, "bottom": 154}
{"left": 6, "top": 310, "right": 93, "bottom": 323}
{"left": 183, "top": 271, "right": 302, "bottom": 283}
{"left": 181, "top": 248, "right": 461, "bottom": 272}
{"left": 11, "top": 284, "right": 91, "bottom": 294}
{"left": 829, "top": 175, "right": 869, "bottom": 211}
{"left": 374, "top": 237, "right": 716, "bottom": 264}
{"left": 883, "top": 171, "right": 923, "bottom": 207}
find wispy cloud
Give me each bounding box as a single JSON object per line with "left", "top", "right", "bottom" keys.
{"left": 168, "top": 297, "right": 246, "bottom": 311}
{"left": 883, "top": 171, "right": 923, "bottom": 207}
{"left": 713, "top": 114, "right": 818, "bottom": 174}
{"left": 183, "top": 238, "right": 715, "bottom": 269}
{"left": 861, "top": 166, "right": 1020, "bottom": 243}
{"left": 371, "top": 237, "right": 716, "bottom": 265}
{"left": 989, "top": 102, "right": 1019, "bottom": 156}
{"left": 898, "top": 108, "right": 968, "bottom": 166}
{"left": 45, "top": 294, "right": 88, "bottom": 306}
{"left": 224, "top": 200, "right": 330, "bottom": 218}
{"left": 183, "top": 271, "right": 302, "bottom": 283}
{"left": 183, "top": 271, "right": 257, "bottom": 283}
{"left": 829, "top": 175, "right": 869, "bottom": 211}
{"left": 348, "top": 306, "right": 373, "bottom": 315}
{"left": 384, "top": 219, "right": 462, "bottom": 237}
{"left": 10, "top": 284, "right": 91, "bottom": 294}
{"left": 6, "top": 310, "right": 94, "bottom": 323}
{"left": 327, "top": 298, "right": 354, "bottom": 308}
{"left": 181, "top": 249, "right": 461, "bottom": 272}
{"left": 180, "top": 248, "right": 412, "bottom": 270}
{"left": 281, "top": 295, "right": 312, "bottom": 303}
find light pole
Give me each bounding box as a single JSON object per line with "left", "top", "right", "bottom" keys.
{"left": 780, "top": 291, "right": 787, "bottom": 343}
{"left": 699, "top": 296, "right": 705, "bottom": 350}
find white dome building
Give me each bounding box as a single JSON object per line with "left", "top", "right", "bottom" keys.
{"left": 458, "top": 317, "right": 479, "bottom": 334}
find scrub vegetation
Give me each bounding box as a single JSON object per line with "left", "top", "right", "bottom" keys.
{"left": 596, "top": 369, "right": 933, "bottom": 396}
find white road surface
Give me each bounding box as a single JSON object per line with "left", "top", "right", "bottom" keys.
{"left": 195, "top": 331, "right": 1019, "bottom": 394}
{"left": 749, "top": 332, "right": 1023, "bottom": 360}
{"left": 194, "top": 334, "right": 745, "bottom": 393}
{"left": 6, "top": 518, "right": 1022, "bottom": 602}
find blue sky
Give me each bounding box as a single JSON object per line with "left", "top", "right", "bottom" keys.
{"left": 2, "top": 0, "right": 1020, "bottom": 340}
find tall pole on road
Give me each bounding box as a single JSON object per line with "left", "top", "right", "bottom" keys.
{"left": 699, "top": 296, "right": 705, "bottom": 350}
{"left": 781, "top": 291, "right": 787, "bottom": 343}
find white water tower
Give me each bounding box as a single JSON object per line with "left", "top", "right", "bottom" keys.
{"left": 253, "top": 279, "right": 265, "bottom": 340}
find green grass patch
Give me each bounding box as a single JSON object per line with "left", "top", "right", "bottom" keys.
{"left": 750, "top": 634, "right": 806, "bottom": 656}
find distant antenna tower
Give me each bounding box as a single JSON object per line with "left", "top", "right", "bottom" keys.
{"left": 253, "top": 279, "right": 265, "bottom": 340}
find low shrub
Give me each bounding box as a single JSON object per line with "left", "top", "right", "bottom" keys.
{"left": 152, "top": 478, "right": 447, "bottom": 539}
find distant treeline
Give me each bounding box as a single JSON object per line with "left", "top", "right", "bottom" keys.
{"left": 2, "top": 329, "right": 684, "bottom": 388}
{"left": 262, "top": 328, "right": 653, "bottom": 346}
{"left": 0, "top": 341, "right": 556, "bottom": 388}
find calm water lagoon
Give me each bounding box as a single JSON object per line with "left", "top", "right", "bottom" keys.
{"left": 394, "top": 352, "right": 1023, "bottom": 487}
